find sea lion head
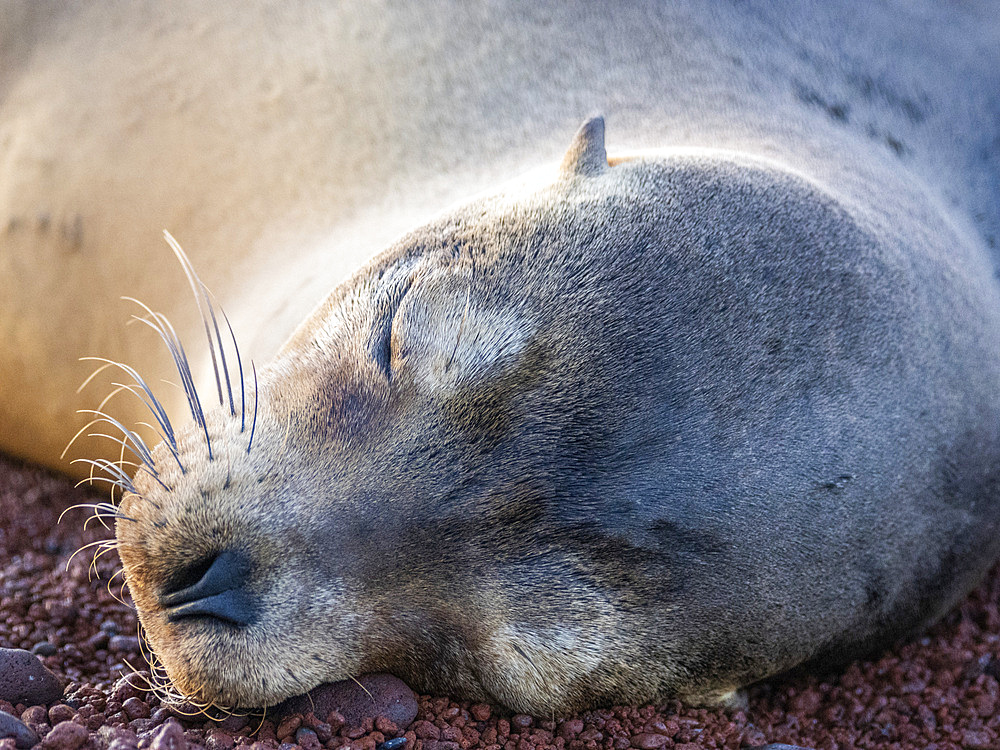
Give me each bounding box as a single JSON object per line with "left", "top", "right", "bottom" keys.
{"left": 115, "top": 117, "right": 911, "bottom": 714}
{"left": 115, "top": 118, "right": 641, "bottom": 714}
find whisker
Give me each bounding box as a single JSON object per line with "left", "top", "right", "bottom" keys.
{"left": 163, "top": 231, "right": 234, "bottom": 417}
{"left": 224, "top": 311, "right": 246, "bottom": 432}
{"left": 74, "top": 424, "right": 171, "bottom": 497}
{"left": 89, "top": 542, "right": 119, "bottom": 581}
{"left": 57, "top": 502, "right": 134, "bottom": 525}
{"left": 71, "top": 458, "right": 139, "bottom": 496}
{"left": 80, "top": 356, "right": 178, "bottom": 452}
{"left": 76, "top": 409, "right": 156, "bottom": 475}
{"left": 66, "top": 538, "right": 118, "bottom": 571}
{"left": 106, "top": 568, "right": 131, "bottom": 608}
{"left": 76, "top": 361, "right": 117, "bottom": 394}
{"left": 125, "top": 299, "right": 212, "bottom": 460}
{"left": 248, "top": 362, "right": 258, "bottom": 454}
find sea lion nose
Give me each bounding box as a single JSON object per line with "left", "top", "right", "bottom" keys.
{"left": 160, "top": 549, "right": 257, "bottom": 626}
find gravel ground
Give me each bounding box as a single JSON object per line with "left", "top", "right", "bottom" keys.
{"left": 2, "top": 453, "right": 999, "bottom": 750}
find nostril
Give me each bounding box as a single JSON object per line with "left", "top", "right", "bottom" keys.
{"left": 162, "top": 553, "right": 219, "bottom": 602}
{"left": 160, "top": 549, "right": 256, "bottom": 627}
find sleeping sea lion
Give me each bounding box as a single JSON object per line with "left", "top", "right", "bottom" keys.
{"left": 2, "top": 0, "right": 999, "bottom": 715}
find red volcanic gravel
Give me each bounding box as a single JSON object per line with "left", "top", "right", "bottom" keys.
{"left": 3, "top": 452, "right": 1000, "bottom": 750}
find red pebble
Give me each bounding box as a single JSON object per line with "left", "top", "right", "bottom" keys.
{"left": 122, "top": 698, "right": 149, "bottom": 721}
{"left": 412, "top": 721, "right": 441, "bottom": 740}
{"left": 148, "top": 718, "right": 187, "bottom": 750}
{"left": 279, "top": 675, "right": 417, "bottom": 730}
{"left": 557, "top": 720, "right": 583, "bottom": 740}
{"left": 275, "top": 716, "right": 301, "bottom": 741}
{"left": 630, "top": 733, "right": 668, "bottom": 749}
{"left": 47, "top": 705, "right": 74, "bottom": 725}
{"left": 205, "top": 730, "right": 235, "bottom": 750}
{"left": 40, "top": 721, "right": 88, "bottom": 750}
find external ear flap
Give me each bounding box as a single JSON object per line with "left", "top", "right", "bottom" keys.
{"left": 559, "top": 116, "right": 608, "bottom": 177}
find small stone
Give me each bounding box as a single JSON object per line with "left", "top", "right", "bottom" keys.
{"left": 31, "top": 643, "right": 57, "bottom": 658}
{"left": 974, "top": 692, "right": 997, "bottom": 717}
{"left": 40, "top": 720, "right": 88, "bottom": 750}
{"left": 20, "top": 706, "right": 47, "bottom": 726}
{"left": 277, "top": 674, "right": 417, "bottom": 729}
{"left": 558, "top": 720, "right": 584, "bottom": 739}
{"left": 205, "top": 730, "right": 235, "bottom": 750}
{"left": 421, "top": 743, "right": 459, "bottom": 750}
{"left": 295, "top": 727, "right": 321, "bottom": 750}
{"left": 325, "top": 710, "right": 345, "bottom": 732}
{"left": 98, "top": 726, "right": 138, "bottom": 748}
{"left": 578, "top": 728, "right": 603, "bottom": 742}
{"left": 128, "top": 719, "right": 155, "bottom": 735}
{"left": 312, "top": 721, "right": 333, "bottom": 743}
{"left": 122, "top": 698, "right": 150, "bottom": 721}
{"left": 744, "top": 745, "right": 817, "bottom": 750}
{"left": 630, "top": 733, "right": 669, "bottom": 749}
{"left": 110, "top": 678, "right": 143, "bottom": 705}
{"left": 469, "top": 704, "right": 491, "bottom": 722}
{"left": 376, "top": 739, "right": 407, "bottom": 750}
{"left": 86, "top": 633, "right": 109, "bottom": 651}
{"left": 0, "top": 649, "right": 65, "bottom": 705}
{"left": 961, "top": 730, "right": 993, "bottom": 750}
{"left": 47, "top": 705, "right": 75, "bottom": 725}
{"left": 275, "top": 716, "right": 301, "bottom": 741}
{"left": 0, "top": 711, "right": 38, "bottom": 748}
{"left": 510, "top": 715, "right": 532, "bottom": 731}
{"left": 411, "top": 721, "right": 440, "bottom": 740}
{"left": 214, "top": 714, "right": 249, "bottom": 733}
{"left": 148, "top": 719, "right": 187, "bottom": 750}
{"left": 344, "top": 725, "right": 367, "bottom": 740}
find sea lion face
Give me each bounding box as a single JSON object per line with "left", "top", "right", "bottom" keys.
{"left": 116, "top": 291, "right": 627, "bottom": 712}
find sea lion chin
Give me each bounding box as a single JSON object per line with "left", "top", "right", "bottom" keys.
{"left": 115, "top": 120, "right": 1000, "bottom": 715}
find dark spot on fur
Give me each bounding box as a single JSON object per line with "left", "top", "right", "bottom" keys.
{"left": 793, "top": 81, "right": 850, "bottom": 123}
{"left": 444, "top": 339, "right": 547, "bottom": 450}
{"left": 818, "top": 474, "right": 855, "bottom": 491}
{"left": 884, "top": 134, "right": 907, "bottom": 156}
{"left": 764, "top": 336, "right": 784, "bottom": 356}
{"left": 864, "top": 578, "right": 884, "bottom": 614}
{"left": 846, "top": 72, "right": 928, "bottom": 124}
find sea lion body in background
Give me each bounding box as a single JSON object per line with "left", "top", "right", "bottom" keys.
{"left": 3, "top": 0, "right": 1000, "bottom": 715}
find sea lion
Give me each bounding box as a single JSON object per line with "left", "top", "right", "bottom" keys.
{"left": 3, "top": 0, "right": 1000, "bottom": 716}
{"left": 114, "top": 118, "right": 1000, "bottom": 713}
